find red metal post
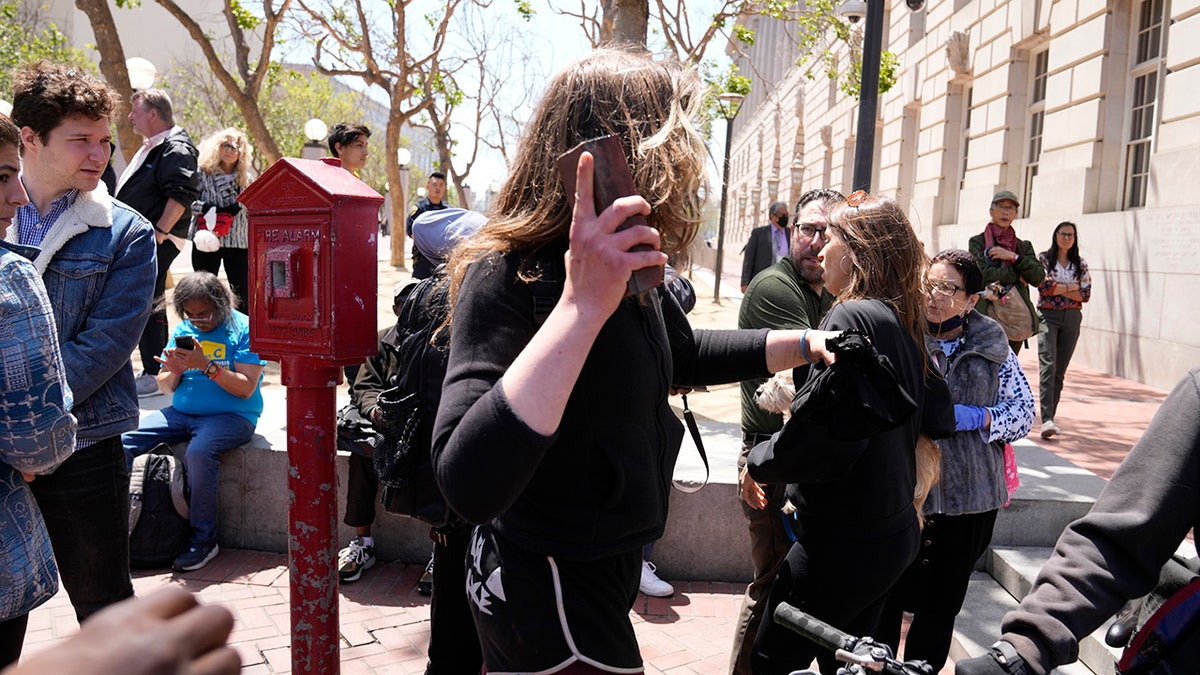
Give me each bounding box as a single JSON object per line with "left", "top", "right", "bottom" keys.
{"left": 281, "top": 356, "right": 343, "bottom": 674}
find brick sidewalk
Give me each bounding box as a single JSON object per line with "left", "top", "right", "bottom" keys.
{"left": 21, "top": 550, "right": 747, "bottom": 674}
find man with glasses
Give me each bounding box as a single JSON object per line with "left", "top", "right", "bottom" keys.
{"left": 116, "top": 88, "right": 200, "bottom": 397}
{"left": 740, "top": 201, "right": 791, "bottom": 293}
{"left": 729, "top": 189, "right": 843, "bottom": 674}
{"left": 122, "top": 271, "right": 265, "bottom": 572}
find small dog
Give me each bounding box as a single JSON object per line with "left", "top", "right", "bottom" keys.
{"left": 754, "top": 371, "right": 795, "bottom": 416}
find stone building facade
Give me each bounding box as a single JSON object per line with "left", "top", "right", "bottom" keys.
{"left": 726, "top": 0, "right": 1200, "bottom": 390}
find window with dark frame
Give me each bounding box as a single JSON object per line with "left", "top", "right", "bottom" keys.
{"left": 1125, "top": 0, "right": 1167, "bottom": 209}
{"left": 1023, "top": 49, "right": 1048, "bottom": 217}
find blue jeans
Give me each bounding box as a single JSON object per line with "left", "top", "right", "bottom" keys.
{"left": 122, "top": 407, "right": 255, "bottom": 545}
{"left": 28, "top": 437, "right": 134, "bottom": 622}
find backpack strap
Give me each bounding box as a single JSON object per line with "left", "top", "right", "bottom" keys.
{"left": 128, "top": 454, "right": 147, "bottom": 535}
{"left": 530, "top": 276, "right": 561, "bottom": 325}
{"left": 169, "top": 453, "right": 190, "bottom": 519}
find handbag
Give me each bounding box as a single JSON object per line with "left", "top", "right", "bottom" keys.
{"left": 1002, "top": 442, "right": 1020, "bottom": 507}
{"left": 981, "top": 227, "right": 1036, "bottom": 342}
{"left": 983, "top": 282, "right": 1035, "bottom": 342}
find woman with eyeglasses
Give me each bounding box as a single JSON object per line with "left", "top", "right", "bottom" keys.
{"left": 189, "top": 128, "right": 254, "bottom": 312}
{"left": 748, "top": 193, "right": 956, "bottom": 674}
{"left": 969, "top": 191, "right": 1045, "bottom": 355}
{"left": 1035, "top": 222, "right": 1091, "bottom": 439}
{"left": 875, "top": 248, "right": 1034, "bottom": 672}
{"left": 121, "top": 271, "right": 265, "bottom": 572}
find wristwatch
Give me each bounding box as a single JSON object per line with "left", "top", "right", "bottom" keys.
{"left": 989, "top": 640, "right": 1024, "bottom": 671}
{"left": 204, "top": 360, "right": 221, "bottom": 378}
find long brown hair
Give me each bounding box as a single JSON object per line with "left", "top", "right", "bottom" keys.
{"left": 825, "top": 194, "right": 929, "bottom": 352}
{"left": 444, "top": 49, "right": 708, "bottom": 313}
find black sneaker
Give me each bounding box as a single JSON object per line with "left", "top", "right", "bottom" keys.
{"left": 417, "top": 551, "right": 434, "bottom": 595}
{"left": 173, "top": 542, "right": 219, "bottom": 572}
{"left": 337, "top": 537, "right": 376, "bottom": 583}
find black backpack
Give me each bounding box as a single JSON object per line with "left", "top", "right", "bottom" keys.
{"left": 128, "top": 444, "right": 191, "bottom": 568}
{"left": 374, "top": 266, "right": 558, "bottom": 527}
{"left": 374, "top": 268, "right": 454, "bottom": 526}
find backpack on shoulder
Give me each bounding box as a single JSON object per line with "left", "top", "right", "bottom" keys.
{"left": 128, "top": 443, "right": 191, "bottom": 568}
{"left": 373, "top": 269, "right": 458, "bottom": 528}
{"left": 373, "top": 266, "right": 558, "bottom": 528}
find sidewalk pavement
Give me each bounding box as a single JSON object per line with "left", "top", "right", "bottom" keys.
{"left": 19, "top": 246, "right": 1173, "bottom": 673}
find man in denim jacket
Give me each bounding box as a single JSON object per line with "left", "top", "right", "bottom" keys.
{"left": 7, "top": 62, "right": 157, "bottom": 621}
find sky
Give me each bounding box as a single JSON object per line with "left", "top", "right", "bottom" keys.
{"left": 316, "top": 0, "right": 733, "bottom": 194}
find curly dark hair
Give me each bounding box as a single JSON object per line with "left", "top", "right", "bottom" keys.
{"left": 10, "top": 61, "right": 118, "bottom": 143}
{"left": 0, "top": 115, "right": 18, "bottom": 150}
{"left": 930, "top": 248, "right": 984, "bottom": 295}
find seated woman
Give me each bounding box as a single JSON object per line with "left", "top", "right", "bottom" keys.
{"left": 431, "top": 49, "right": 828, "bottom": 674}
{"left": 876, "top": 248, "right": 1035, "bottom": 672}
{"left": 748, "top": 192, "right": 956, "bottom": 675}
{"left": 122, "top": 272, "right": 264, "bottom": 572}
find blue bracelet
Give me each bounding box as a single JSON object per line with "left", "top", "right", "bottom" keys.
{"left": 800, "top": 328, "right": 812, "bottom": 364}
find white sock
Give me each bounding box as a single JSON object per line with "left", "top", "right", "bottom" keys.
{"left": 360, "top": 536, "right": 375, "bottom": 548}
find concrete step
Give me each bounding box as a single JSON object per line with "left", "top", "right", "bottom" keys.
{"left": 964, "top": 546, "right": 1122, "bottom": 675}
{"left": 150, "top": 376, "right": 1114, "bottom": 583}
{"left": 952, "top": 573, "right": 1097, "bottom": 675}
{"left": 991, "top": 441, "right": 1107, "bottom": 549}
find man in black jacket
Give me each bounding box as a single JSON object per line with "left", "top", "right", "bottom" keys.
{"left": 740, "top": 201, "right": 789, "bottom": 293}
{"left": 405, "top": 172, "right": 448, "bottom": 280}
{"left": 116, "top": 88, "right": 198, "bottom": 397}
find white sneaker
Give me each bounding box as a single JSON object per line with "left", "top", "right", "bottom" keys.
{"left": 135, "top": 372, "right": 161, "bottom": 398}
{"left": 1040, "top": 419, "right": 1059, "bottom": 439}
{"left": 639, "top": 560, "right": 674, "bottom": 597}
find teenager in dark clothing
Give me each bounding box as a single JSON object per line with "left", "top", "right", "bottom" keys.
{"left": 748, "top": 192, "right": 956, "bottom": 675}
{"left": 431, "top": 50, "right": 837, "bottom": 674}
{"left": 406, "top": 172, "right": 449, "bottom": 280}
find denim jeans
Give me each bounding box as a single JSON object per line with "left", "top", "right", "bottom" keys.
{"left": 28, "top": 437, "right": 134, "bottom": 622}
{"left": 122, "top": 407, "right": 255, "bottom": 545}
{"left": 1038, "top": 307, "right": 1083, "bottom": 422}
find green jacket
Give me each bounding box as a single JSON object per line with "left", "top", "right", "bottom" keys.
{"left": 968, "top": 231, "right": 1045, "bottom": 336}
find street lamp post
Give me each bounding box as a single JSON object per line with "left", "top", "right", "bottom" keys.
{"left": 302, "top": 118, "right": 327, "bottom": 160}
{"left": 126, "top": 57, "right": 157, "bottom": 90}
{"left": 712, "top": 92, "right": 745, "bottom": 304}
{"left": 391, "top": 147, "right": 412, "bottom": 267}
{"left": 852, "top": 0, "right": 884, "bottom": 193}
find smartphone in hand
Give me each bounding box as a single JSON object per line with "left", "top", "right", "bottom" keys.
{"left": 557, "top": 134, "right": 664, "bottom": 296}
{"left": 176, "top": 336, "right": 196, "bottom": 350}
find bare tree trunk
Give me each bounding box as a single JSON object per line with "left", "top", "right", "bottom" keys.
{"left": 610, "top": 0, "right": 648, "bottom": 48}
{"left": 153, "top": 0, "right": 289, "bottom": 163}
{"left": 74, "top": 0, "right": 139, "bottom": 162}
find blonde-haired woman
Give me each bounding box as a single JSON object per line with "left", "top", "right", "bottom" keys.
{"left": 190, "top": 128, "right": 253, "bottom": 311}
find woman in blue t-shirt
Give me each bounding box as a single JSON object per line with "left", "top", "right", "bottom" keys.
{"left": 121, "top": 271, "right": 265, "bottom": 572}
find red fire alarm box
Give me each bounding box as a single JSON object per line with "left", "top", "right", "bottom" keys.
{"left": 239, "top": 157, "right": 383, "bottom": 364}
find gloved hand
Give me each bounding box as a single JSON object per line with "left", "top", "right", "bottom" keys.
{"left": 954, "top": 404, "right": 987, "bottom": 431}
{"left": 955, "top": 641, "right": 1032, "bottom": 675}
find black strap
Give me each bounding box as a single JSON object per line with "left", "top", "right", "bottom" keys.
{"left": 671, "top": 394, "right": 709, "bottom": 493}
